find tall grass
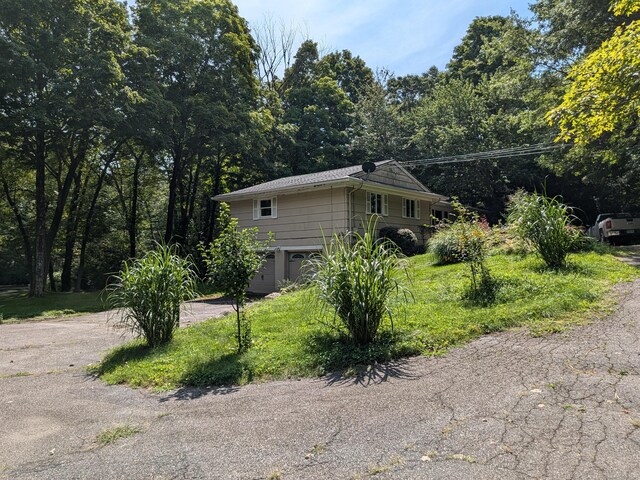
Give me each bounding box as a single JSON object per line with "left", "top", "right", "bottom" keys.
{"left": 507, "top": 190, "right": 583, "bottom": 269}
{"left": 307, "top": 218, "right": 410, "bottom": 345}
{"left": 107, "top": 245, "right": 198, "bottom": 347}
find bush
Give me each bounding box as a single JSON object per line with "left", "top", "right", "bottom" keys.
{"left": 107, "top": 245, "right": 198, "bottom": 347}
{"left": 308, "top": 218, "right": 410, "bottom": 345}
{"left": 507, "top": 190, "right": 583, "bottom": 269}
{"left": 427, "top": 226, "right": 462, "bottom": 264}
{"left": 379, "top": 226, "right": 419, "bottom": 256}
{"left": 451, "top": 204, "right": 498, "bottom": 306}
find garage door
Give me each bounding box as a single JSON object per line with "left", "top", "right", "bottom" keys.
{"left": 249, "top": 254, "right": 276, "bottom": 294}
{"left": 288, "top": 253, "right": 307, "bottom": 282}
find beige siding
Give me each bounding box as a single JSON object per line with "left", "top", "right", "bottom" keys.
{"left": 351, "top": 190, "right": 433, "bottom": 244}
{"left": 230, "top": 187, "right": 348, "bottom": 247}
{"left": 360, "top": 165, "right": 423, "bottom": 191}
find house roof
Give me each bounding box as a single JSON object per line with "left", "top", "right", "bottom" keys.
{"left": 214, "top": 160, "right": 446, "bottom": 202}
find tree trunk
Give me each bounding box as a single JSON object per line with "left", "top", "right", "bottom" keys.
{"left": 75, "top": 144, "right": 120, "bottom": 291}
{"left": 61, "top": 169, "right": 83, "bottom": 291}
{"left": 2, "top": 177, "right": 34, "bottom": 288}
{"left": 48, "top": 260, "right": 56, "bottom": 292}
{"left": 33, "top": 130, "right": 48, "bottom": 297}
{"left": 165, "top": 143, "right": 182, "bottom": 244}
{"left": 129, "top": 148, "right": 142, "bottom": 258}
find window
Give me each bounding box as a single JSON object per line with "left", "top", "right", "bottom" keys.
{"left": 431, "top": 209, "right": 448, "bottom": 224}
{"left": 402, "top": 198, "right": 420, "bottom": 219}
{"left": 253, "top": 197, "right": 277, "bottom": 219}
{"left": 366, "top": 192, "right": 388, "bottom": 216}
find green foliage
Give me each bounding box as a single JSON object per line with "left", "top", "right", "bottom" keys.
{"left": 428, "top": 227, "right": 462, "bottom": 265}
{"left": 107, "top": 245, "right": 198, "bottom": 347}
{"left": 379, "top": 226, "right": 419, "bottom": 256}
{"left": 94, "top": 251, "right": 638, "bottom": 389}
{"left": 507, "top": 190, "right": 583, "bottom": 269}
{"left": 307, "top": 218, "right": 409, "bottom": 345}
{"left": 547, "top": 1, "right": 640, "bottom": 143}
{"left": 449, "top": 203, "right": 498, "bottom": 305}
{"left": 201, "top": 219, "right": 272, "bottom": 352}
{"left": 96, "top": 425, "right": 141, "bottom": 446}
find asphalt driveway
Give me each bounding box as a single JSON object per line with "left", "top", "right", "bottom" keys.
{"left": 2, "top": 276, "right": 640, "bottom": 479}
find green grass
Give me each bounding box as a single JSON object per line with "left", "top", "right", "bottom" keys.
{"left": 94, "top": 251, "right": 638, "bottom": 390}
{"left": 95, "top": 424, "right": 141, "bottom": 446}
{"left": 0, "top": 284, "right": 220, "bottom": 323}
{"left": 0, "top": 291, "right": 105, "bottom": 322}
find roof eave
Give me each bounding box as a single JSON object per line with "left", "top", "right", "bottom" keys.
{"left": 213, "top": 177, "right": 359, "bottom": 202}
{"left": 215, "top": 176, "right": 447, "bottom": 203}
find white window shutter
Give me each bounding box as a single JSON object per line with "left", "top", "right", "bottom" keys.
{"left": 382, "top": 194, "right": 389, "bottom": 216}
{"left": 402, "top": 198, "right": 407, "bottom": 218}
{"left": 253, "top": 199, "right": 258, "bottom": 220}
{"left": 416, "top": 201, "right": 421, "bottom": 219}
{"left": 366, "top": 192, "right": 371, "bottom": 214}
{"left": 271, "top": 197, "right": 277, "bottom": 218}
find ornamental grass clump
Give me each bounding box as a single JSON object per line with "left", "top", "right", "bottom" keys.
{"left": 307, "top": 218, "right": 410, "bottom": 345}
{"left": 507, "top": 190, "right": 583, "bottom": 269}
{"left": 107, "top": 245, "right": 198, "bottom": 347}
{"left": 428, "top": 226, "right": 462, "bottom": 264}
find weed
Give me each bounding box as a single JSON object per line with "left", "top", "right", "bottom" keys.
{"left": 448, "top": 453, "right": 477, "bottom": 463}
{"left": 0, "top": 372, "right": 32, "bottom": 379}
{"left": 96, "top": 424, "right": 141, "bottom": 446}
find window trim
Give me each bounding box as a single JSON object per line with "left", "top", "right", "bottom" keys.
{"left": 253, "top": 197, "right": 278, "bottom": 220}
{"left": 366, "top": 191, "right": 389, "bottom": 216}
{"left": 402, "top": 197, "right": 420, "bottom": 219}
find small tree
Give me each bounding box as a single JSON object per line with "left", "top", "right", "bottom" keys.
{"left": 202, "top": 219, "right": 272, "bottom": 352}
{"left": 446, "top": 201, "right": 498, "bottom": 306}
{"left": 107, "top": 245, "right": 198, "bottom": 347}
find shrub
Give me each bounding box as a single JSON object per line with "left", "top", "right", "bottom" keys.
{"left": 201, "top": 219, "right": 272, "bottom": 353}
{"left": 427, "top": 226, "right": 462, "bottom": 264}
{"left": 307, "top": 218, "right": 410, "bottom": 345}
{"left": 507, "top": 190, "right": 583, "bottom": 269}
{"left": 379, "top": 226, "right": 419, "bottom": 256}
{"left": 107, "top": 245, "right": 198, "bottom": 347}
{"left": 451, "top": 204, "right": 498, "bottom": 306}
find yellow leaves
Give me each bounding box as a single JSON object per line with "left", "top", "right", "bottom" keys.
{"left": 547, "top": 9, "right": 640, "bottom": 143}
{"left": 611, "top": 0, "right": 640, "bottom": 16}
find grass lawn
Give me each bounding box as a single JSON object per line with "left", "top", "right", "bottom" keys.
{"left": 0, "top": 291, "right": 105, "bottom": 322}
{"left": 0, "top": 282, "right": 219, "bottom": 323}
{"left": 94, "top": 251, "right": 638, "bottom": 390}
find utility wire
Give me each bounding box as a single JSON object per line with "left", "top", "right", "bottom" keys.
{"left": 400, "top": 142, "right": 567, "bottom": 167}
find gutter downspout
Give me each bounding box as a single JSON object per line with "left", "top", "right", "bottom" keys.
{"left": 347, "top": 178, "right": 365, "bottom": 233}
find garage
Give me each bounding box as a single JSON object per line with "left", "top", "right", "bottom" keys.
{"left": 249, "top": 253, "right": 276, "bottom": 294}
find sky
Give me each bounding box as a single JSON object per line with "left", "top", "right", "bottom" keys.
{"left": 233, "top": 0, "right": 533, "bottom": 77}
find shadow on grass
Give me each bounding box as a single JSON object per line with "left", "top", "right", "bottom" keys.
{"left": 304, "top": 330, "right": 418, "bottom": 387}
{"left": 0, "top": 291, "right": 104, "bottom": 320}
{"left": 528, "top": 261, "right": 596, "bottom": 276}
{"left": 91, "top": 341, "right": 156, "bottom": 376}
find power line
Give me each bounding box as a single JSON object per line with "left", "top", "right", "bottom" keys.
{"left": 399, "top": 143, "right": 567, "bottom": 168}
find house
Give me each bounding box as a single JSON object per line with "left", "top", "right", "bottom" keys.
{"left": 214, "top": 160, "right": 452, "bottom": 293}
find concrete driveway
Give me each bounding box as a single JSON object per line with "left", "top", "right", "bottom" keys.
{"left": 2, "top": 278, "right": 640, "bottom": 479}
